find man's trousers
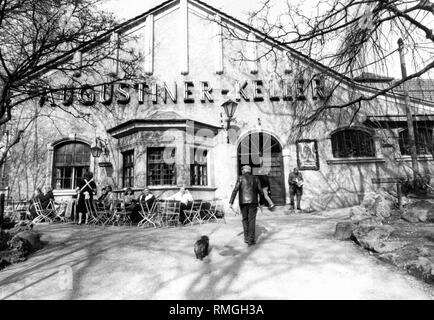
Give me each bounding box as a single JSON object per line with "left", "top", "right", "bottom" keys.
{"left": 240, "top": 203, "right": 258, "bottom": 244}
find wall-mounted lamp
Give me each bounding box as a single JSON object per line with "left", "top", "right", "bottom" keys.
{"left": 221, "top": 99, "right": 238, "bottom": 144}
{"left": 91, "top": 137, "right": 109, "bottom": 158}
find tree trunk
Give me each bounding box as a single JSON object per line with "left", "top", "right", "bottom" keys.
{"left": 0, "top": 193, "right": 5, "bottom": 226}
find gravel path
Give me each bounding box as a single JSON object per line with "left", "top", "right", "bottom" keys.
{"left": 0, "top": 208, "right": 433, "bottom": 300}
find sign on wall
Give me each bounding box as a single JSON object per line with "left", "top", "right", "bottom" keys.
{"left": 296, "top": 139, "right": 319, "bottom": 171}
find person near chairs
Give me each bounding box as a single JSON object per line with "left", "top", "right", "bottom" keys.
{"left": 168, "top": 186, "right": 193, "bottom": 224}
{"left": 130, "top": 188, "right": 155, "bottom": 223}
{"left": 41, "top": 185, "right": 55, "bottom": 209}
{"left": 28, "top": 187, "right": 44, "bottom": 219}
{"left": 123, "top": 187, "right": 135, "bottom": 208}
{"left": 76, "top": 172, "right": 97, "bottom": 225}
{"left": 100, "top": 185, "right": 115, "bottom": 209}
{"left": 258, "top": 167, "right": 275, "bottom": 210}
{"left": 97, "top": 186, "right": 108, "bottom": 202}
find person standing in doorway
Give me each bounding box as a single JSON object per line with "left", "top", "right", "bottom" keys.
{"left": 288, "top": 168, "right": 304, "bottom": 211}
{"left": 258, "top": 167, "right": 275, "bottom": 210}
{"left": 229, "top": 165, "right": 263, "bottom": 247}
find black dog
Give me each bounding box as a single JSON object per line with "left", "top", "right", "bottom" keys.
{"left": 194, "top": 235, "right": 209, "bottom": 261}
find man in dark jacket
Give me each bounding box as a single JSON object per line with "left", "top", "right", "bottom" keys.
{"left": 229, "top": 165, "right": 263, "bottom": 247}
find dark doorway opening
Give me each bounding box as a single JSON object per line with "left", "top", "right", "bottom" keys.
{"left": 237, "top": 132, "right": 286, "bottom": 205}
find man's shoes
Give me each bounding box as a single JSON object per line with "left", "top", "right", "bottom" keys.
{"left": 248, "top": 242, "right": 256, "bottom": 247}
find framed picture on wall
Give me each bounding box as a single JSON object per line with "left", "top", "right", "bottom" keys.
{"left": 296, "top": 139, "right": 320, "bottom": 171}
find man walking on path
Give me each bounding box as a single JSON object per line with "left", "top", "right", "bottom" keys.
{"left": 288, "top": 168, "right": 304, "bottom": 211}
{"left": 229, "top": 165, "right": 263, "bottom": 247}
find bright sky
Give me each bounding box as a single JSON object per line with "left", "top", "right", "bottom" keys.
{"left": 102, "top": 0, "right": 432, "bottom": 79}
{"left": 103, "top": 0, "right": 258, "bottom": 21}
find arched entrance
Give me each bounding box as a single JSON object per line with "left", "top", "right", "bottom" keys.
{"left": 237, "top": 132, "right": 286, "bottom": 205}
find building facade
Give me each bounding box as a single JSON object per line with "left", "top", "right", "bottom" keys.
{"left": 8, "top": 0, "right": 434, "bottom": 210}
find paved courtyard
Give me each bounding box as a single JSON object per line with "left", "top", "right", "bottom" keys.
{"left": 0, "top": 207, "right": 433, "bottom": 300}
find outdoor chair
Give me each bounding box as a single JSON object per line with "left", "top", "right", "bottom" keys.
{"left": 32, "top": 199, "right": 55, "bottom": 224}
{"left": 162, "top": 200, "right": 181, "bottom": 227}
{"left": 85, "top": 199, "right": 111, "bottom": 226}
{"left": 112, "top": 199, "right": 133, "bottom": 227}
{"left": 138, "top": 196, "right": 158, "bottom": 228}
{"left": 204, "top": 199, "right": 226, "bottom": 224}
{"left": 183, "top": 200, "right": 204, "bottom": 225}
{"left": 49, "top": 199, "right": 67, "bottom": 223}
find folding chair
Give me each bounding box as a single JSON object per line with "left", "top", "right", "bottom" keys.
{"left": 138, "top": 196, "right": 158, "bottom": 228}
{"left": 49, "top": 199, "right": 67, "bottom": 223}
{"left": 163, "top": 200, "right": 181, "bottom": 227}
{"left": 153, "top": 200, "right": 167, "bottom": 227}
{"left": 85, "top": 199, "right": 110, "bottom": 226}
{"left": 113, "top": 199, "right": 133, "bottom": 227}
{"left": 184, "top": 200, "right": 204, "bottom": 225}
{"left": 204, "top": 199, "right": 226, "bottom": 224}
{"left": 32, "top": 199, "right": 54, "bottom": 224}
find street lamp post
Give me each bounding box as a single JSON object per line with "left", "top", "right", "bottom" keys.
{"left": 91, "top": 137, "right": 109, "bottom": 158}
{"left": 221, "top": 99, "right": 238, "bottom": 144}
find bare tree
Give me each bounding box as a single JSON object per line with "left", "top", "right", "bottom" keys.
{"left": 0, "top": 0, "right": 145, "bottom": 169}
{"left": 217, "top": 0, "right": 434, "bottom": 126}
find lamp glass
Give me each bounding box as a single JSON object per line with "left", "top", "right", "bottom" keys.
{"left": 91, "top": 145, "right": 102, "bottom": 158}
{"left": 222, "top": 99, "right": 238, "bottom": 118}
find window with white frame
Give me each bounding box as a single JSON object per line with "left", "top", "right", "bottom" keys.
{"left": 53, "top": 142, "right": 91, "bottom": 189}
{"left": 190, "top": 148, "right": 208, "bottom": 186}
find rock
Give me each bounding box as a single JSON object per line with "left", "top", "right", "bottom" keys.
{"left": 371, "top": 240, "right": 408, "bottom": 254}
{"left": 334, "top": 222, "right": 355, "bottom": 241}
{"left": 8, "top": 231, "right": 42, "bottom": 254}
{"left": 358, "top": 217, "right": 383, "bottom": 228}
{"left": 350, "top": 206, "right": 372, "bottom": 223}
{"left": 401, "top": 196, "right": 410, "bottom": 207}
{"left": 6, "top": 221, "right": 33, "bottom": 238}
{"left": 352, "top": 225, "right": 394, "bottom": 252}
{"left": 15, "top": 231, "right": 43, "bottom": 251}
{"left": 401, "top": 211, "right": 420, "bottom": 223}
{"left": 361, "top": 192, "right": 378, "bottom": 211}
{"left": 377, "top": 245, "right": 420, "bottom": 268}
{"left": 372, "top": 196, "right": 394, "bottom": 218}
{"left": 406, "top": 257, "right": 434, "bottom": 284}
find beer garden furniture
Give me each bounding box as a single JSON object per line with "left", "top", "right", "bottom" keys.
{"left": 203, "top": 199, "right": 225, "bottom": 224}
{"left": 112, "top": 199, "right": 133, "bottom": 226}
{"left": 32, "top": 199, "right": 55, "bottom": 224}
{"left": 161, "top": 200, "right": 181, "bottom": 227}
{"left": 183, "top": 200, "right": 204, "bottom": 225}
{"left": 138, "top": 197, "right": 158, "bottom": 228}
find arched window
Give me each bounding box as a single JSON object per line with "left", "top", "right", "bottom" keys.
{"left": 399, "top": 127, "right": 433, "bottom": 156}
{"left": 53, "top": 142, "right": 91, "bottom": 189}
{"left": 331, "top": 128, "right": 375, "bottom": 158}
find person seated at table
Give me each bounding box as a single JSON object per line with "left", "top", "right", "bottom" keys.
{"left": 129, "top": 188, "right": 155, "bottom": 223}
{"left": 41, "top": 185, "right": 55, "bottom": 209}
{"left": 100, "top": 185, "right": 115, "bottom": 209}
{"left": 123, "top": 187, "right": 135, "bottom": 207}
{"left": 97, "top": 186, "right": 108, "bottom": 202}
{"left": 168, "top": 186, "right": 193, "bottom": 224}
{"left": 28, "top": 187, "right": 44, "bottom": 219}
